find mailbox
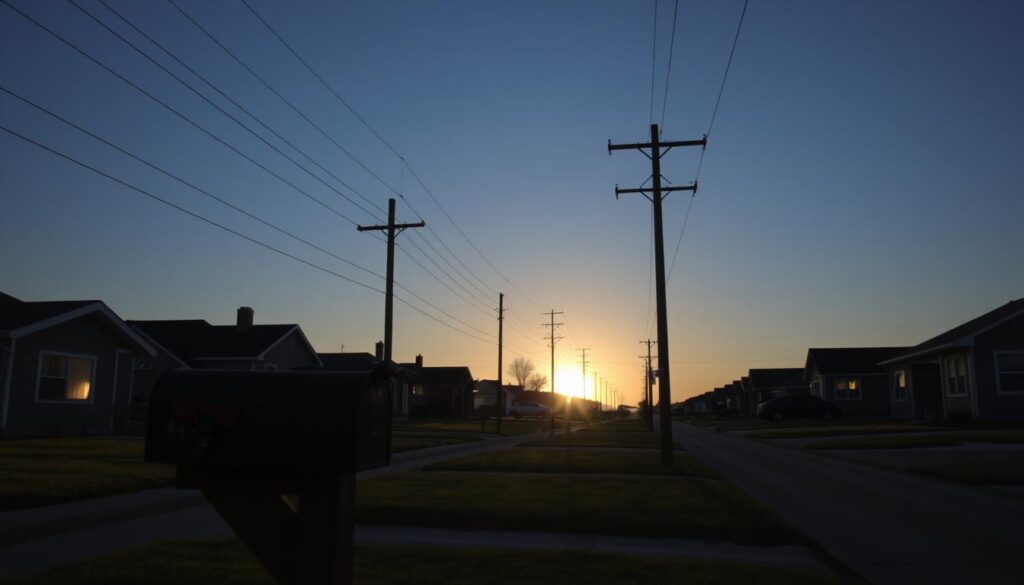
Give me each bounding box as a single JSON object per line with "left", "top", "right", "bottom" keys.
{"left": 146, "top": 368, "right": 391, "bottom": 478}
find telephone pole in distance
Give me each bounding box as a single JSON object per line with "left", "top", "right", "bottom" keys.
{"left": 542, "top": 310, "right": 564, "bottom": 430}
{"left": 640, "top": 339, "right": 656, "bottom": 432}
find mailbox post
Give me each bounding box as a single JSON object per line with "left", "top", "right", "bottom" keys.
{"left": 146, "top": 369, "right": 390, "bottom": 585}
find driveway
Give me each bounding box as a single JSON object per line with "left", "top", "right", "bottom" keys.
{"left": 673, "top": 421, "right": 1024, "bottom": 585}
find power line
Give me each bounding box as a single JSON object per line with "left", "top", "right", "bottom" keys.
{"left": 658, "top": 0, "right": 680, "bottom": 130}
{"left": 0, "top": 0, "right": 369, "bottom": 230}
{"left": 0, "top": 124, "right": 496, "bottom": 345}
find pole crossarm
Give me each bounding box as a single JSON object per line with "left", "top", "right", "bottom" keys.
{"left": 615, "top": 183, "right": 697, "bottom": 200}
{"left": 357, "top": 221, "right": 425, "bottom": 232}
{"left": 607, "top": 137, "right": 706, "bottom": 153}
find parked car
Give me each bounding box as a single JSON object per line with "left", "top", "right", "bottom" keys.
{"left": 510, "top": 401, "right": 550, "bottom": 418}
{"left": 756, "top": 395, "right": 841, "bottom": 421}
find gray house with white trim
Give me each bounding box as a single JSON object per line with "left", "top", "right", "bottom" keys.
{"left": 0, "top": 291, "right": 155, "bottom": 436}
{"left": 879, "top": 298, "right": 1024, "bottom": 422}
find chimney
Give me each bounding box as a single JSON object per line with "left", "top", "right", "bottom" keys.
{"left": 415, "top": 354, "right": 423, "bottom": 368}
{"left": 236, "top": 306, "right": 254, "bottom": 331}
{"left": 374, "top": 341, "right": 384, "bottom": 361}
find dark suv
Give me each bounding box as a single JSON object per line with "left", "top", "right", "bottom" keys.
{"left": 756, "top": 395, "right": 841, "bottom": 421}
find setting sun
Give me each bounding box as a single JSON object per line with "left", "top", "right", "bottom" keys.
{"left": 554, "top": 366, "right": 587, "bottom": 400}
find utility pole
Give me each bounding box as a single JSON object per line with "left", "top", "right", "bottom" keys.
{"left": 640, "top": 339, "right": 656, "bottom": 432}
{"left": 357, "top": 198, "right": 425, "bottom": 366}
{"left": 577, "top": 348, "right": 590, "bottom": 421}
{"left": 609, "top": 124, "right": 706, "bottom": 466}
{"left": 358, "top": 197, "right": 423, "bottom": 454}
{"left": 542, "top": 310, "right": 564, "bottom": 430}
{"left": 496, "top": 293, "right": 505, "bottom": 436}
{"left": 594, "top": 371, "right": 599, "bottom": 419}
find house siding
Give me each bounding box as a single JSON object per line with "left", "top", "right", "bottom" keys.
{"left": 972, "top": 316, "right": 1024, "bottom": 421}
{"left": 4, "top": 315, "right": 126, "bottom": 436}
{"left": 819, "top": 373, "right": 891, "bottom": 416}
{"left": 261, "top": 330, "right": 320, "bottom": 370}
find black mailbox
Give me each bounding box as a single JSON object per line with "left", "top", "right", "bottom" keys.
{"left": 146, "top": 368, "right": 391, "bottom": 478}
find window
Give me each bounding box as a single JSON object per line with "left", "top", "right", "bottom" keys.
{"left": 834, "top": 378, "right": 860, "bottom": 400}
{"left": 893, "top": 370, "right": 908, "bottom": 402}
{"left": 37, "top": 353, "right": 94, "bottom": 402}
{"left": 996, "top": 352, "right": 1024, "bottom": 394}
{"left": 944, "top": 355, "right": 969, "bottom": 397}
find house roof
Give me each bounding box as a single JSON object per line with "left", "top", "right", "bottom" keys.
{"left": 403, "top": 364, "right": 474, "bottom": 386}
{"left": 0, "top": 291, "right": 154, "bottom": 355}
{"left": 805, "top": 347, "right": 909, "bottom": 376}
{"left": 879, "top": 298, "right": 1024, "bottom": 364}
{"left": 129, "top": 319, "right": 313, "bottom": 364}
{"left": 748, "top": 368, "right": 805, "bottom": 389}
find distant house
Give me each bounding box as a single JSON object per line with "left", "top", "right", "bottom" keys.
{"left": 400, "top": 355, "right": 473, "bottom": 418}
{"left": 747, "top": 368, "right": 807, "bottom": 406}
{"left": 739, "top": 376, "right": 754, "bottom": 415}
{"left": 128, "top": 307, "right": 321, "bottom": 405}
{"left": 318, "top": 342, "right": 423, "bottom": 419}
{"left": 474, "top": 380, "right": 524, "bottom": 414}
{"left": 804, "top": 347, "right": 908, "bottom": 417}
{"left": 879, "top": 299, "right": 1024, "bottom": 422}
{"left": 0, "top": 291, "right": 154, "bottom": 436}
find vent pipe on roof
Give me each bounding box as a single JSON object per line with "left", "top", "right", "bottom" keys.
{"left": 237, "top": 306, "right": 254, "bottom": 331}
{"left": 374, "top": 341, "right": 384, "bottom": 361}
{"left": 415, "top": 354, "right": 423, "bottom": 368}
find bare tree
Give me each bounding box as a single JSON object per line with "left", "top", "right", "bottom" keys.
{"left": 507, "top": 357, "right": 535, "bottom": 387}
{"left": 525, "top": 372, "right": 548, "bottom": 392}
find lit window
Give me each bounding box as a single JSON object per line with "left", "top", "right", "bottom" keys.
{"left": 996, "top": 353, "right": 1024, "bottom": 394}
{"left": 38, "top": 353, "right": 94, "bottom": 402}
{"left": 893, "top": 371, "right": 908, "bottom": 402}
{"left": 834, "top": 378, "right": 860, "bottom": 400}
{"left": 944, "top": 355, "right": 968, "bottom": 397}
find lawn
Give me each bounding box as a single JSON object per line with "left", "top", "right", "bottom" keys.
{"left": 393, "top": 418, "right": 548, "bottom": 436}
{"left": 747, "top": 425, "right": 947, "bottom": 440}
{"left": 391, "top": 432, "right": 482, "bottom": 453}
{"left": 3, "top": 539, "right": 845, "bottom": 585}
{"left": 519, "top": 431, "right": 682, "bottom": 450}
{"left": 422, "top": 448, "right": 719, "bottom": 478}
{"left": 588, "top": 419, "right": 650, "bottom": 432}
{"left": 908, "top": 459, "right": 1024, "bottom": 485}
{"left": 805, "top": 435, "right": 961, "bottom": 450}
{"left": 0, "top": 437, "right": 173, "bottom": 510}
{"left": 356, "top": 472, "right": 802, "bottom": 545}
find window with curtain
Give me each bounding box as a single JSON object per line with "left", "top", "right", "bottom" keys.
{"left": 834, "top": 378, "right": 860, "bottom": 400}
{"left": 38, "top": 353, "right": 94, "bottom": 401}
{"left": 944, "top": 355, "right": 968, "bottom": 397}
{"left": 893, "top": 371, "right": 908, "bottom": 402}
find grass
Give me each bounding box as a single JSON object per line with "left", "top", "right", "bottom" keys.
{"left": 393, "top": 418, "right": 548, "bottom": 436}
{"left": 587, "top": 419, "right": 650, "bottom": 432}
{"left": 422, "top": 448, "right": 719, "bottom": 478}
{"left": 519, "top": 431, "right": 682, "bottom": 450}
{"left": 3, "top": 538, "right": 846, "bottom": 585}
{"left": 909, "top": 459, "right": 1024, "bottom": 485}
{"left": 357, "top": 472, "right": 802, "bottom": 545}
{"left": 805, "top": 430, "right": 1024, "bottom": 450}
{"left": 747, "top": 425, "right": 947, "bottom": 440}
{"left": 0, "top": 437, "right": 173, "bottom": 510}
{"left": 391, "top": 432, "right": 482, "bottom": 453}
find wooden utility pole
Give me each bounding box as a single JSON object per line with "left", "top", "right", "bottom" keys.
{"left": 496, "top": 293, "right": 505, "bottom": 436}
{"left": 609, "top": 125, "right": 705, "bottom": 466}
{"left": 357, "top": 198, "right": 424, "bottom": 366}
{"left": 542, "top": 310, "right": 564, "bottom": 430}
{"left": 640, "top": 339, "right": 656, "bottom": 431}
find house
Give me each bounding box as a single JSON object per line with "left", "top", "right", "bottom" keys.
{"left": 804, "top": 347, "right": 908, "bottom": 417}
{"left": 739, "top": 376, "right": 754, "bottom": 415}
{"left": 0, "top": 291, "right": 155, "bottom": 436}
{"left": 879, "top": 298, "right": 1024, "bottom": 422}
{"left": 318, "top": 342, "right": 424, "bottom": 419}
{"left": 400, "top": 355, "right": 474, "bottom": 418}
{"left": 474, "top": 380, "right": 523, "bottom": 414}
{"left": 746, "top": 368, "right": 807, "bottom": 406}
{"left": 128, "top": 307, "right": 321, "bottom": 405}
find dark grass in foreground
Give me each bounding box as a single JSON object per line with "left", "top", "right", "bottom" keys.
{"left": 805, "top": 430, "right": 1024, "bottom": 450}
{"left": 747, "top": 425, "right": 951, "bottom": 440}
{"left": 393, "top": 419, "right": 548, "bottom": 436}
{"left": 391, "top": 433, "right": 481, "bottom": 453}
{"left": 520, "top": 431, "right": 683, "bottom": 449}
{"left": 0, "top": 438, "right": 173, "bottom": 510}
{"left": 4, "top": 539, "right": 845, "bottom": 585}
{"left": 357, "top": 472, "right": 802, "bottom": 545}
{"left": 423, "top": 448, "right": 719, "bottom": 478}
{"left": 909, "top": 459, "right": 1024, "bottom": 485}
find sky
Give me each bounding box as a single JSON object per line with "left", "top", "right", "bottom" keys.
{"left": 2, "top": 0, "right": 1023, "bottom": 404}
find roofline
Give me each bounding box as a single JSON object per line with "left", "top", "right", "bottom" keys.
{"left": 128, "top": 325, "right": 189, "bottom": 368}
{"left": 878, "top": 342, "right": 963, "bottom": 365}
{"left": 257, "top": 325, "right": 322, "bottom": 367}
{"left": 9, "top": 302, "right": 155, "bottom": 356}
{"left": 880, "top": 301, "right": 1024, "bottom": 365}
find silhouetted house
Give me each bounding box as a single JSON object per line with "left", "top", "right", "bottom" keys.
{"left": 129, "top": 307, "right": 320, "bottom": 405}
{"left": 805, "top": 347, "right": 908, "bottom": 416}
{"left": 318, "top": 343, "right": 423, "bottom": 419}
{"left": 879, "top": 299, "right": 1024, "bottom": 422}
{"left": 400, "top": 354, "right": 473, "bottom": 418}
{"left": 474, "top": 380, "right": 523, "bottom": 414}
{"left": 0, "top": 291, "right": 154, "bottom": 436}
{"left": 747, "top": 368, "right": 807, "bottom": 406}
{"left": 739, "top": 376, "right": 754, "bottom": 415}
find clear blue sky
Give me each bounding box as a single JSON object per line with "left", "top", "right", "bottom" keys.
{"left": 2, "top": 0, "right": 1022, "bottom": 402}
